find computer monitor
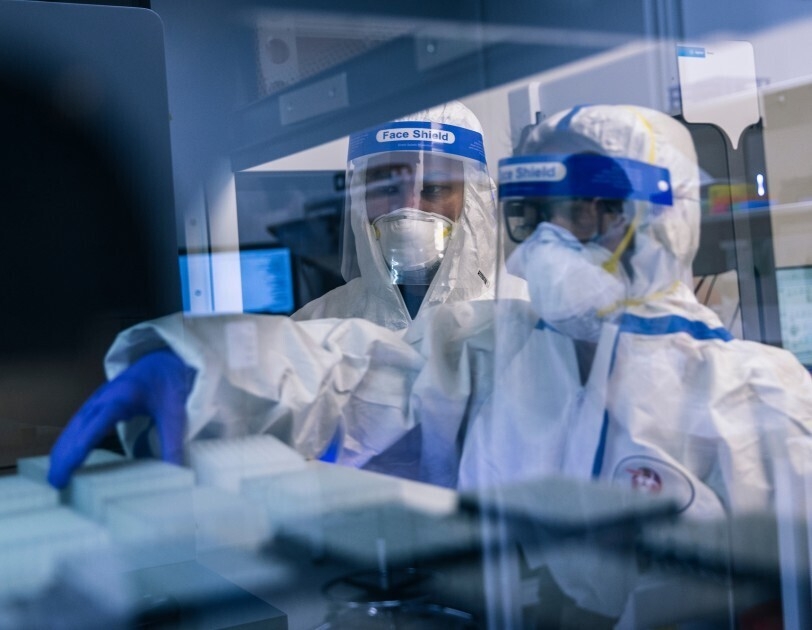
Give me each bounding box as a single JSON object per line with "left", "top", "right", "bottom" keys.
{"left": 235, "top": 170, "right": 346, "bottom": 310}
{"left": 179, "top": 248, "right": 295, "bottom": 315}
{"left": 240, "top": 247, "right": 295, "bottom": 314}
{"left": 776, "top": 266, "right": 812, "bottom": 368}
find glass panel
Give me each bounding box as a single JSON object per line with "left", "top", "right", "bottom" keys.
{"left": 3, "top": 0, "right": 812, "bottom": 627}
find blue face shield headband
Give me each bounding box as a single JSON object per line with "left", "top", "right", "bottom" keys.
{"left": 499, "top": 153, "right": 672, "bottom": 205}
{"left": 348, "top": 121, "right": 487, "bottom": 164}
{"left": 498, "top": 153, "right": 673, "bottom": 244}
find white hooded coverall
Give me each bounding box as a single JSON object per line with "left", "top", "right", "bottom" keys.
{"left": 461, "top": 104, "right": 812, "bottom": 620}
{"left": 113, "top": 101, "right": 498, "bottom": 488}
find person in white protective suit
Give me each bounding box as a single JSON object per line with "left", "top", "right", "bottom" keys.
{"left": 293, "top": 100, "right": 497, "bottom": 328}
{"left": 48, "top": 101, "right": 498, "bottom": 490}
{"left": 460, "top": 104, "right": 812, "bottom": 622}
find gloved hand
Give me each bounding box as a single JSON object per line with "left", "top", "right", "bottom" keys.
{"left": 48, "top": 349, "right": 195, "bottom": 489}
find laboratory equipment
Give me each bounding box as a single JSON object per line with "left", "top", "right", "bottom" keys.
{"left": 776, "top": 266, "right": 812, "bottom": 368}
{"left": 0, "top": 0, "right": 180, "bottom": 466}
{"left": 4, "top": 1, "right": 812, "bottom": 628}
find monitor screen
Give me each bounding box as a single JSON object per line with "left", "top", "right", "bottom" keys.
{"left": 179, "top": 248, "right": 295, "bottom": 315}
{"left": 240, "top": 247, "right": 295, "bottom": 314}
{"left": 776, "top": 266, "right": 812, "bottom": 367}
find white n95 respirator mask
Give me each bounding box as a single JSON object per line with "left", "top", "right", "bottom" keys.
{"left": 372, "top": 208, "right": 453, "bottom": 285}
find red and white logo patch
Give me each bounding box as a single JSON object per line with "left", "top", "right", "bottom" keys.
{"left": 628, "top": 466, "right": 662, "bottom": 494}
{"left": 613, "top": 456, "right": 695, "bottom": 512}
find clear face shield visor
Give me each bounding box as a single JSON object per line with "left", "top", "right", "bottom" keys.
{"left": 346, "top": 120, "right": 487, "bottom": 285}
{"left": 498, "top": 153, "right": 674, "bottom": 273}
{"left": 360, "top": 151, "right": 464, "bottom": 284}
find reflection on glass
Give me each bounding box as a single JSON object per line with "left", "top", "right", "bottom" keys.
{"left": 4, "top": 0, "right": 812, "bottom": 628}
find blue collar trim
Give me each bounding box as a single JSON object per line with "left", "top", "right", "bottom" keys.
{"left": 619, "top": 313, "right": 734, "bottom": 342}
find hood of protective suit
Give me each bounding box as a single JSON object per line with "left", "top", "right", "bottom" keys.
{"left": 340, "top": 101, "right": 497, "bottom": 329}
{"left": 521, "top": 105, "right": 701, "bottom": 298}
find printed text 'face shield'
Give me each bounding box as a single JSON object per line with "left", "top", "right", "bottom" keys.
{"left": 346, "top": 120, "right": 487, "bottom": 285}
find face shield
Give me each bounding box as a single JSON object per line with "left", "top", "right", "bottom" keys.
{"left": 344, "top": 120, "right": 488, "bottom": 286}
{"left": 498, "top": 153, "right": 674, "bottom": 275}
{"left": 365, "top": 151, "right": 461, "bottom": 284}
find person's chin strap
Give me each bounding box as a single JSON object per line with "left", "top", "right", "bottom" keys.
{"left": 601, "top": 105, "right": 658, "bottom": 277}
{"left": 600, "top": 211, "right": 639, "bottom": 275}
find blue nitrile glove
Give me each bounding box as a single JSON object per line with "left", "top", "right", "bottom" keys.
{"left": 48, "top": 349, "right": 195, "bottom": 489}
